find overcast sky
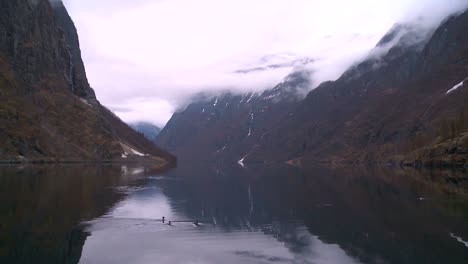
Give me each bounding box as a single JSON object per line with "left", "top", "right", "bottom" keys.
{"left": 61, "top": 0, "right": 468, "bottom": 127}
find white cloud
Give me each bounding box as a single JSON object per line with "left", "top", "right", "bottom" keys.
{"left": 62, "top": 0, "right": 468, "bottom": 127}
{"left": 108, "top": 97, "right": 175, "bottom": 127}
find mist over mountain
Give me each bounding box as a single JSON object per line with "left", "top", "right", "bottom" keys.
{"left": 156, "top": 8, "right": 468, "bottom": 167}
{"left": 60, "top": 0, "right": 468, "bottom": 127}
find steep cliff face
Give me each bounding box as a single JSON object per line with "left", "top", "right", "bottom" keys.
{"left": 0, "top": 0, "right": 175, "bottom": 163}
{"left": 157, "top": 10, "right": 468, "bottom": 166}
{"left": 50, "top": 1, "right": 95, "bottom": 99}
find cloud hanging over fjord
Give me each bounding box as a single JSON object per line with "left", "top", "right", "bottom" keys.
{"left": 62, "top": 0, "right": 468, "bottom": 127}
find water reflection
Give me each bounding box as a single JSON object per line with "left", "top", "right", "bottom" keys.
{"left": 0, "top": 164, "right": 164, "bottom": 264}
{"left": 0, "top": 163, "right": 467, "bottom": 264}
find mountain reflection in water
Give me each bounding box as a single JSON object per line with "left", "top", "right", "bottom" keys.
{"left": 0, "top": 163, "right": 467, "bottom": 264}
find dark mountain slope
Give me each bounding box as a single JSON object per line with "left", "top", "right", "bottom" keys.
{"left": 0, "top": 0, "right": 175, "bottom": 163}
{"left": 157, "top": 10, "right": 468, "bottom": 166}
{"left": 156, "top": 71, "right": 310, "bottom": 162}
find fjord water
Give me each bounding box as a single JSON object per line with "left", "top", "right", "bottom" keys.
{"left": 0, "top": 164, "right": 467, "bottom": 264}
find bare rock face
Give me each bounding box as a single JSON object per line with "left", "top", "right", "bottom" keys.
{"left": 50, "top": 1, "right": 95, "bottom": 99}
{"left": 0, "top": 0, "right": 94, "bottom": 98}
{"left": 157, "top": 10, "right": 468, "bottom": 167}
{"left": 0, "top": 0, "right": 175, "bottom": 163}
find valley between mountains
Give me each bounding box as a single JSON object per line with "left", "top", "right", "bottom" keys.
{"left": 1, "top": 0, "right": 467, "bottom": 168}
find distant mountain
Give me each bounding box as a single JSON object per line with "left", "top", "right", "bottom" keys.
{"left": 156, "top": 70, "right": 311, "bottom": 162}
{"left": 0, "top": 0, "right": 175, "bottom": 164}
{"left": 157, "top": 11, "right": 468, "bottom": 167}
{"left": 130, "top": 122, "right": 161, "bottom": 142}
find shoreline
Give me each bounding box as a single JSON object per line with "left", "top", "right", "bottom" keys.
{"left": 0, "top": 158, "right": 176, "bottom": 169}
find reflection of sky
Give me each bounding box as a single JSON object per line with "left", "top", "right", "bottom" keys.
{"left": 111, "top": 185, "right": 178, "bottom": 220}
{"left": 80, "top": 177, "right": 361, "bottom": 264}
{"left": 81, "top": 226, "right": 361, "bottom": 264}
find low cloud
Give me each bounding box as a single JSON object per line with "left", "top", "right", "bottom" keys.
{"left": 108, "top": 97, "right": 175, "bottom": 127}
{"left": 63, "top": 0, "right": 468, "bottom": 127}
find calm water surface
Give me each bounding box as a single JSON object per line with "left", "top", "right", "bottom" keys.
{"left": 0, "top": 163, "right": 467, "bottom": 264}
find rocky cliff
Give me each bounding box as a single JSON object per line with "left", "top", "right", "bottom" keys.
{"left": 0, "top": 0, "right": 175, "bottom": 163}
{"left": 157, "top": 10, "right": 468, "bottom": 167}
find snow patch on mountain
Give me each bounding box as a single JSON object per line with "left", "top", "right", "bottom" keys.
{"left": 247, "top": 111, "right": 254, "bottom": 137}
{"left": 120, "top": 142, "right": 146, "bottom": 157}
{"left": 263, "top": 94, "right": 277, "bottom": 101}
{"left": 446, "top": 77, "right": 467, "bottom": 94}
{"left": 246, "top": 93, "right": 257, "bottom": 103}
{"left": 238, "top": 155, "right": 247, "bottom": 167}
{"left": 130, "top": 148, "right": 145, "bottom": 156}
{"left": 450, "top": 233, "right": 468, "bottom": 248}
{"left": 216, "top": 145, "right": 227, "bottom": 153}
{"left": 80, "top": 98, "right": 92, "bottom": 106}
